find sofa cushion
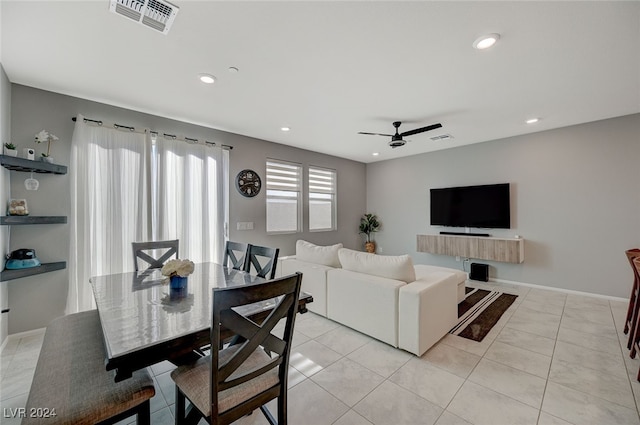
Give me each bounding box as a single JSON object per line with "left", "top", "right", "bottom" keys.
{"left": 338, "top": 248, "right": 416, "bottom": 283}
{"left": 296, "top": 240, "right": 343, "bottom": 268}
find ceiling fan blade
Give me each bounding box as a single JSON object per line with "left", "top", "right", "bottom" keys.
{"left": 358, "top": 132, "right": 394, "bottom": 137}
{"left": 400, "top": 123, "right": 442, "bottom": 137}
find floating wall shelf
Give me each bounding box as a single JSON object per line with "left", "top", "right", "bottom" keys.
{"left": 1, "top": 216, "right": 67, "bottom": 225}
{"left": 0, "top": 155, "right": 67, "bottom": 174}
{"left": 1, "top": 261, "right": 67, "bottom": 281}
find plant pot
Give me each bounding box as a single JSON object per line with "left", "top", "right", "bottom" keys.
{"left": 3, "top": 148, "right": 17, "bottom": 157}
{"left": 40, "top": 156, "right": 54, "bottom": 164}
{"left": 365, "top": 241, "right": 376, "bottom": 254}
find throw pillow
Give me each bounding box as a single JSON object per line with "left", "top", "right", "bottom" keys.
{"left": 338, "top": 248, "right": 416, "bottom": 283}
{"left": 296, "top": 240, "right": 343, "bottom": 268}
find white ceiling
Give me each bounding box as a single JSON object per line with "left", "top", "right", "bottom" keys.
{"left": 1, "top": 1, "right": 639, "bottom": 163}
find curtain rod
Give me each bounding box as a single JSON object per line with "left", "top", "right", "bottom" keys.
{"left": 71, "top": 116, "right": 233, "bottom": 150}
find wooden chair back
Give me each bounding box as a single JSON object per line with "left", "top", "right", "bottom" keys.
{"left": 132, "top": 239, "right": 179, "bottom": 271}
{"left": 211, "top": 272, "right": 303, "bottom": 424}
{"left": 223, "top": 241, "right": 249, "bottom": 270}
{"left": 245, "top": 245, "right": 280, "bottom": 279}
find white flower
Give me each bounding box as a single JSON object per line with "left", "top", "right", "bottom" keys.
{"left": 34, "top": 130, "right": 59, "bottom": 157}
{"left": 161, "top": 259, "right": 195, "bottom": 277}
{"left": 34, "top": 130, "right": 49, "bottom": 143}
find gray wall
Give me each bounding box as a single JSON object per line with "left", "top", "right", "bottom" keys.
{"left": 367, "top": 113, "right": 640, "bottom": 298}
{"left": 227, "top": 135, "right": 366, "bottom": 254}
{"left": 8, "top": 84, "right": 366, "bottom": 334}
{"left": 0, "top": 64, "right": 10, "bottom": 345}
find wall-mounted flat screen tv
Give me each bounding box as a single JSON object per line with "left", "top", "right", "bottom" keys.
{"left": 430, "top": 183, "right": 510, "bottom": 229}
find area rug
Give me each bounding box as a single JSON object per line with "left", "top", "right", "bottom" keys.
{"left": 449, "top": 286, "right": 518, "bottom": 342}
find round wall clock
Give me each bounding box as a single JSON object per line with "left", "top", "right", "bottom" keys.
{"left": 235, "top": 169, "right": 262, "bottom": 197}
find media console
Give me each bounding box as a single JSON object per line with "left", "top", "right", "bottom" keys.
{"left": 417, "top": 234, "right": 524, "bottom": 264}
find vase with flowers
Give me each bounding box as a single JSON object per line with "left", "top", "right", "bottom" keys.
{"left": 34, "top": 130, "right": 59, "bottom": 163}
{"left": 161, "top": 259, "right": 195, "bottom": 292}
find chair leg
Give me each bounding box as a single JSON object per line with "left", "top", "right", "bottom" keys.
{"left": 626, "top": 278, "right": 638, "bottom": 335}
{"left": 625, "top": 293, "right": 634, "bottom": 334}
{"left": 175, "top": 386, "right": 186, "bottom": 425}
{"left": 137, "top": 400, "right": 151, "bottom": 425}
{"left": 259, "top": 405, "right": 277, "bottom": 425}
{"left": 629, "top": 288, "right": 640, "bottom": 353}
{"left": 278, "top": 392, "right": 287, "bottom": 425}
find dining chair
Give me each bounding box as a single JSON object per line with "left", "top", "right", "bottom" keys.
{"left": 171, "top": 272, "right": 303, "bottom": 425}
{"left": 625, "top": 249, "right": 640, "bottom": 338}
{"left": 629, "top": 256, "right": 640, "bottom": 358}
{"left": 132, "top": 239, "right": 179, "bottom": 271}
{"left": 223, "top": 241, "right": 249, "bottom": 270}
{"left": 244, "top": 245, "right": 280, "bottom": 279}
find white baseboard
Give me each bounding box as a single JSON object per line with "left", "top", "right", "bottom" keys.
{"left": 0, "top": 327, "right": 45, "bottom": 354}
{"left": 486, "top": 277, "right": 627, "bottom": 303}
{"left": 7, "top": 327, "right": 46, "bottom": 341}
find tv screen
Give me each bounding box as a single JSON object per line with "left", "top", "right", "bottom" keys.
{"left": 430, "top": 183, "right": 510, "bottom": 229}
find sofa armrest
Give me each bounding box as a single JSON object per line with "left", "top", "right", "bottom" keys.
{"left": 279, "top": 257, "right": 333, "bottom": 317}
{"left": 398, "top": 271, "right": 458, "bottom": 356}
{"left": 276, "top": 256, "right": 296, "bottom": 277}
{"left": 327, "top": 269, "right": 404, "bottom": 347}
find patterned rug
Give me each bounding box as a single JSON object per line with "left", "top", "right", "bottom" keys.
{"left": 449, "top": 286, "right": 518, "bottom": 342}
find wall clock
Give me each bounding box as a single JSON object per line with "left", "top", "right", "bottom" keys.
{"left": 235, "top": 169, "right": 261, "bottom": 197}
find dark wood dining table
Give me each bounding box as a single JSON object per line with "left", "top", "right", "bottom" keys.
{"left": 90, "top": 262, "right": 312, "bottom": 382}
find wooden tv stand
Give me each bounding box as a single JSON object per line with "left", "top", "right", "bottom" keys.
{"left": 416, "top": 234, "right": 524, "bottom": 264}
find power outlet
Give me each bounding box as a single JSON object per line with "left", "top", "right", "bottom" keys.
{"left": 455, "top": 256, "right": 461, "bottom": 262}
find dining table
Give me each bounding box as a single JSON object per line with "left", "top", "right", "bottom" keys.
{"left": 90, "top": 262, "right": 313, "bottom": 382}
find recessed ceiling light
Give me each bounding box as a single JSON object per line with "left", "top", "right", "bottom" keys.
{"left": 372, "top": 152, "right": 379, "bottom": 156}
{"left": 281, "top": 127, "right": 290, "bottom": 132}
{"left": 198, "top": 74, "right": 216, "bottom": 84}
{"left": 473, "top": 33, "right": 500, "bottom": 50}
{"left": 526, "top": 118, "right": 540, "bottom": 124}
{"left": 228, "top": 67, "right": 239, "bottom": 73}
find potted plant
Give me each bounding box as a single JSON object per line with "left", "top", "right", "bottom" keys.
{"left": 3, "top": 142, "right": 17, "bottom": 157}
{"left": 359, "top": 213, "right": 381, "bottom": 253}
{"left": 34, "top": 130, "right": 58, "bottom": 163}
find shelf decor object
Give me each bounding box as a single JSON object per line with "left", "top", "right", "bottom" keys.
{"left": 7, "top": 199, "right": 28, "bottom": 216}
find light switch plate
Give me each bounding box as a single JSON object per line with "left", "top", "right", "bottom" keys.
{"left": 236, "top": 222, "right": 254, "bottom": 231}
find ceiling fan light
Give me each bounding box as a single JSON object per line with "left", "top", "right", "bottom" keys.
{"left": 473, "top": 33, "right": 500, "bottom": 50}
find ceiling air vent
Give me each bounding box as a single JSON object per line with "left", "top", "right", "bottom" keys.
{"left": 430, "top": 134, "right": 453, "bottom": 141}
{"left": 110, "top": 0, "right": 179, "bottom": 35}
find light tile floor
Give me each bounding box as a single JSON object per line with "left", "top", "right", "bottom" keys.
{"left": 2, "top": 280, "right": 640, "bottom": 425}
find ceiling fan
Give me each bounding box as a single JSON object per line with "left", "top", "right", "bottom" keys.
{"left": 358, "top": 121, "right": 443, "bottom": 148}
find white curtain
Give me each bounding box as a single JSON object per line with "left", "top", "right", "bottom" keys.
{"left": 67, "top": 115, "right": 228, "bottom": 313}
{"left": 153, "top": 135, "right": 227, "bottom": 264}
{"left": 68, "top": 115, "right": 150, "bottom": 313}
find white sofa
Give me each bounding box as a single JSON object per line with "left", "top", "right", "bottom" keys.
{"left": 278, "top": 241, "right": 467, "bottom": 356}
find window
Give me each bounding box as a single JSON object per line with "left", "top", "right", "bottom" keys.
{"left": 266, "top": 159, "right": 302, "bottom": 233}
{"left": 308, "top": 166, "right": 336, "bottom": 231}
